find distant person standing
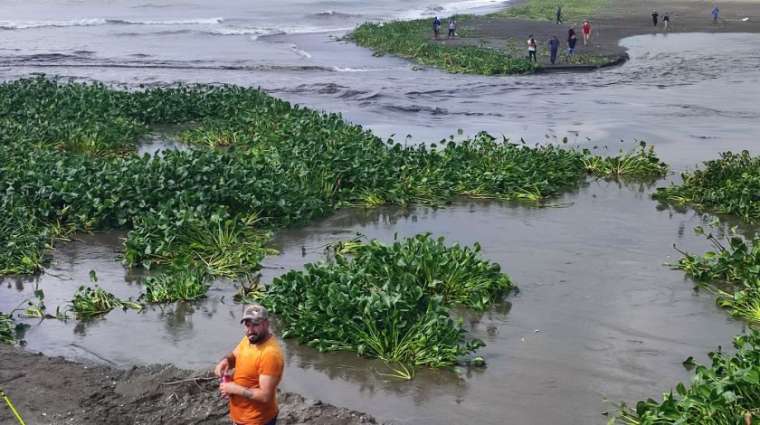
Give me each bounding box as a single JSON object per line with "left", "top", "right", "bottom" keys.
{"left": 652, "top": 9, "right": 659, "bottom": 26}
{"left": 548, "top": 35, "right": 560, "bottom": 64}
{"left": 582, "top": 19, "right": 592, "bottom": 45}
{"left": 567, "top": 26, "right": 577, "bottom": 55}
{"left": 527, "top": 34, "right": 537, "bottom": 62}
{"left": 433, "top": 16, "right": 441, "bottom": 39}
{"left": 712, "top": 6, "right": 720, "bottom": 23}
{"left": 556, "top": 6, "right": 563, "bottom": 24}
{"left": 448, "top": 18, "right": 457, "bottom": 38}
{"left": 663, "top": 13, "right": 670, "bottom": 32}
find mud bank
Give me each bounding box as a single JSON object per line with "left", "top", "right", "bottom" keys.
{"left": 0, "top": 345, "right": 379, "bottom": 425}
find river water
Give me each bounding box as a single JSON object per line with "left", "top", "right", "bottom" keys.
{"left": 2, "top": 1, "right": 760, "bottom": 424}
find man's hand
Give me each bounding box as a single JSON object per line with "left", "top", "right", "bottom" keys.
{"left": 214, "top": 358, "right": 229, "bottom": 378}
{"left": 220, "top": 381, "right": 247, "bottom": 397}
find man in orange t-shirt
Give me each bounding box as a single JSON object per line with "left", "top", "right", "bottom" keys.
{"left": 215, "top": 304, "right": 284, "bottom": 425}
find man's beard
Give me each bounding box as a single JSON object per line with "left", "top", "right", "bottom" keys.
{"left": 247, "top": 331, "right": 267, "bottom": 344}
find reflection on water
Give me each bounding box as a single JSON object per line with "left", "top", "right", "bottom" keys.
{"left": 0, "top": 179, "right": 747, "bottom": 425}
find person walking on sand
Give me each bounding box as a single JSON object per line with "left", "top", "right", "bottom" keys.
{"left": 215, "top": 304, "right": 284, "bottom": 425}
{"left": 663, "top": 13, "right": 670, "bottom": 32}
{"left": 548, "top": 35, "right": 560, "bottom": 64}
{"left": 448, "top": 18, "right": 457, "bottom": 38}
{"left": 582, "top": 19, "right": 592, "bottom": 45}
{"left": 556, "top": 6, "right": 563, "bottom": 24}
{"left": 527, "top": 34, "right": 537, "bottom": 62}
{"left": 652, "top": 9, "right": 659, "bottom": 27}
{"left": 433, "top": 16, "right": 441, "bottom": 39}
{"left": 567, "top": 26, "right": 577, "bottom": 55}
{"left": 712, "top": 6, "right": 720, "bottom": 23}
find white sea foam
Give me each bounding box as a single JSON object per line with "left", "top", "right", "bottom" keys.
{"left": 0, "top": 17, "right": 223, "bottom": 30}
{"left": 395, "top": 0, "right": 507, "bottom": 20}
{"left": 0, "top": 18, "right": 107, "bottom": 30}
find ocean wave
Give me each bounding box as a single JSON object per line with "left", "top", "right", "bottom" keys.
{"left": 0, "top": 17, "right": 223, "bottom": 30}
{"left": 396, "top": 0, "right": 506, "bottom": 20}
{"left": 0, "top": 18, "right": 107, "bottom": 30}
{"left": 309, "top": 10, "right": 361, "bottom": 19}
{"left": 107, "top": 17, "right": 223, "bottom": 25}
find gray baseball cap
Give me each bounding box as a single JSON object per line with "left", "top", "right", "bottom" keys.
{"left": 240, "top": 304, "right": 269, "bottom": 324}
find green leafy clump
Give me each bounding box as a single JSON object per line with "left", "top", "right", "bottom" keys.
{"left": 124, "top": 209, "right": 276, "bottom": 277}
{"left": 612, "top": 331, "right": 760, "bottom": 425}
{"left": 653, "top": 151, "right": 760, "bottom": 221}
{"left": 70, "top": 286, "right": 142, "bottom": 320}
{"left": 583, "top": 143, "right": 669, "bottom": 180}
{"left": 675, "top": 231, "right": 760, "bottom": 325}
{"left": 0, "top": 78, "right": 667, "bottom": 280}
{"left": 494, "top": 0, "right": 609, "bottom": 21}
{"left": 0, "top": 312, "right": 20, "bottom": 345}
{"left": 349, "top": 19, "right": 536, "bottom": 75}
{"left": 261, "top": 234, "right": 512, "bottom": 371}
{"left": 141, "top": 267, "right": 210, "bottom": 303}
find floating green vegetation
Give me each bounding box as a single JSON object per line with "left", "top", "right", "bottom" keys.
{"left": 349, "top": 19, "right": 536, "bottom": 75}
{"left": 611, "top": 331, "right": 760, "bottom": 425}
{"left": 261, "top": 234, "right": 511, "bottom": 373}
{"left": 583, "top": 143, "right": 669, "bottom": 180}
{"left": 70, "top": 286, "right": 142, "bottom": 320}
{"left": 0, "top": 312, "right": 19, "bottom": 345}
{"left": 0, "top": 78, "right": 666, "bottom": 281}
{"left": 141, "top": 267, "right": 210, "bottom": 303}
{"left": 675, "top": 229, "right": 760, "bottom": 325}
{"left": 494, "top": 0, "right": 609, "bottom": 21}
{"left": 654, "top": 151, "right": 760, "bottom": 221}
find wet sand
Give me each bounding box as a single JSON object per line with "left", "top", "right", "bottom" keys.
{"left": 453, "top": 0, "right": 760, "bottom": 68}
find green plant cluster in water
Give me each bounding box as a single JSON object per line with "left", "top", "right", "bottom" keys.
{"left": 611, "top": 331, "right": 760, "bottom": 425}
{"left": 654, "top": 151, "right": 760, "bottom": 221}
{"left": 140, "top": 267, "right": 210, "bottom": 303}
{"left": 0, "top": 312, "right": 20, "bottom": 345}
{"left": 70, "top": 286, "right": 142, "bottom": 320}
{"left": 494, "top": 0, "right": 609, "bottom": 21}
{"left": 349, "top": 19, "right": 536, "bottom": 75}
{"left": 0, "top": 78, "right": 665, "bottom": 287}
{"left": 675, "top": 230, "right": 760, "bottom": 325}
{"left": 583, "top": 143, "right": 669, "bottom": 180}
{"left": 260, "top": 234, "right": 511, "bottom": 372}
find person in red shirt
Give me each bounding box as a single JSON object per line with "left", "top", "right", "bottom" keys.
{"left": 215, "top": 304, "right": 284, "bottom": 425}
{"left": 582, "top": 19, "right": 592, "bottom": 45}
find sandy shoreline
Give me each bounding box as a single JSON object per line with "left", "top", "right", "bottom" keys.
{"left": 449, "top": 0, "right": 760, "bottom": 69}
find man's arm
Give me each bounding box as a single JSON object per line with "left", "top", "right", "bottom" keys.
{"left": 234, "top": 374, "right": 280, "bottom": 403}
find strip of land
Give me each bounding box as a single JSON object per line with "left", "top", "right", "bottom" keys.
{"left": 351, "top": 0, "right": 760, "bottom": 73}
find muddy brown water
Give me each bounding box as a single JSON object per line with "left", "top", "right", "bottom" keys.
{"left": 3, "top": 32, "right": 760, "bottom": 425}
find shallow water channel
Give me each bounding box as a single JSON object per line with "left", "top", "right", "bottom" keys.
{"left": 2, "top": 31, "right": 760, "bottom": 425}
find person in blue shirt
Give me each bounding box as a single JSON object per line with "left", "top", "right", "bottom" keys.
{"left": 433, "top": 16, "right": 441, "bottom": 39}
{"left": 711, "top": 6, "right": 720, "bottom": 23}
{"left": 548, "top": 35, "right": 560, "bottom": 64}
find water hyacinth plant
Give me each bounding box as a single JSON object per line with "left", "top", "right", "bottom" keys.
{"left": 0, "top": 313, "right": 19, "bottom": 345}
{"left": 611, "top": 331, "right": 760, "bottom": 425}
{"left": 0, "top": 78, "right": 667, "bottom": 280}
{"left": 141, "top": 267, "right": 210, "bottom": 303}
{"left": 653, "top": 151, "right": 760, "bottom": 221}
{"left": 675, "top": 230, "right": 760, "bottom": 325}
{"left": 70, "top": 286, "right": 142, "bottom": 320}
{"left": 261, "top": 234, "right": 512, "bottom": 373}
{"left": 582, "top": 142, "right": 669, "bottom": 180}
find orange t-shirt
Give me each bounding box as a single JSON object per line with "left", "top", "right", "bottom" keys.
{"left": 229, "top": 336, "right": 284, "bottom": 425}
